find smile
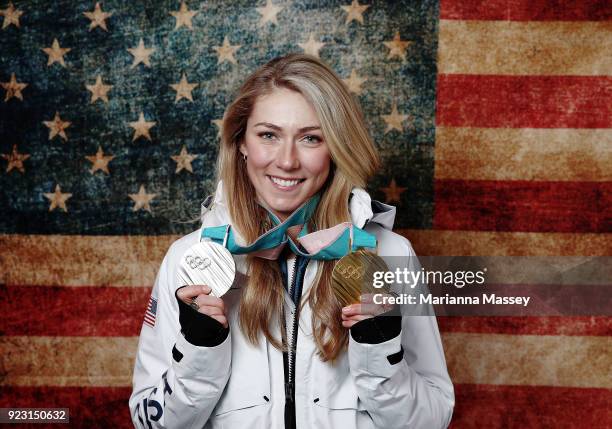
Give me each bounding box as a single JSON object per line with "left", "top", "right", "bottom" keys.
{"left": 267, "top": 175, "right": 305, "bottom": 189}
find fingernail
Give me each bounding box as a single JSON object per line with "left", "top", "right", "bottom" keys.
{"left": 342, "top": 306, "right": 350, "bottom": 313}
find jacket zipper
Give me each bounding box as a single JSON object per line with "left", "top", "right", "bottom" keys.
{"left": 287, "top": 256, "right": 299, "bottom": 388}
{"left": 283, "top": 254, "right": 304, "bottom": 429}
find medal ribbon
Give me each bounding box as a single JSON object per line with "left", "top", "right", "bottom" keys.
{"left": 201, "top": 193, "right": 376, "bottom": 260}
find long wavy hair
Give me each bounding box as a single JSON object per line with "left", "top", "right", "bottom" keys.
{"left": 216, "top": 53, "right": 379, "bottom": 361}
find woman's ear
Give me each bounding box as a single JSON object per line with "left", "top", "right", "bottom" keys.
{"left": 239, "top": 142, "right": 248, "bottom": 157}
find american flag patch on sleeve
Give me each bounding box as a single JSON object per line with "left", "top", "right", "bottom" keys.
{"left": 144, "top": 296, "right": 158, "bottom": 328}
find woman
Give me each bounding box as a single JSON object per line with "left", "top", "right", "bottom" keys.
{"left": 129, "top": 53, "right": 454, "bottom": 428}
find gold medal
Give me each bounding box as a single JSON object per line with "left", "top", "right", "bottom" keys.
{"left": 331, "top": 249, "right": 390, "bottom": 307}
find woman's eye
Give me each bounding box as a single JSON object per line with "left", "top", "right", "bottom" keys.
{"left": 303, "top": 135, "right": 322, "bottom": 144}
{"left": 258, "top": 132, "right": 275, "bottom": 140}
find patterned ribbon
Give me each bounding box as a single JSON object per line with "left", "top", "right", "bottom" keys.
{"left": 201, "top": 193, "right": 376, "bottom": 260}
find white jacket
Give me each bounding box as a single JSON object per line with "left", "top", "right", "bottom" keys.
{"left": 129, "top": 182, "right": 455, "bottom": 428}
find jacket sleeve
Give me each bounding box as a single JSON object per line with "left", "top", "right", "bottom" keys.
{"left": 129, "top": 241, "right": 232, "bottom": 429}
{"left": 347, "top": 238, "right": 455, "bottom": 429}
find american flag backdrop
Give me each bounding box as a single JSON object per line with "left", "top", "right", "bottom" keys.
{"left": 0, "top": 0, "right": 611, "bottom": 427}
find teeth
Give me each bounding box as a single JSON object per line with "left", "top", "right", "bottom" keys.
{"left": 270, "top": 176, "right": 300, "bottom": 187}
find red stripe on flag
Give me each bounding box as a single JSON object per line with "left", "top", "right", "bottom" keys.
{"left": 2, "top": 286, "right": 610, "bottom": 337}
{"left": 0, "top": 285, "right": 151, "bottom": 337}
{"left": 440, "top": 0, "right": 612, "bottom": 21}
{"left": 436, "top": 75, "right": 612, "bottom": 128}
{"left": 433, "top": 180, "right": 611, "bottom": 233}
{"left": 438, "top": 316, "right": 612, "bottom": 336}
{"left": 0, "top": 386, "right": 133, "bottom": 429}
{"left": 451, "top": 384, "right": 612, "bottom": 428}
{"left": 1, "top": 385, "right": 609, "bottom": 428}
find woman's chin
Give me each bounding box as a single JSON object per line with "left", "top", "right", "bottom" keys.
{"left": 258, "top": 197, "right": 302, "bottom": 218}
{"left": 269, "top": 203, "right": 300, "bottom": 217}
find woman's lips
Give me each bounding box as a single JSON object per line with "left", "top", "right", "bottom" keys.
{"left": 267, "top": 175, "right": 305, "bottom": 191}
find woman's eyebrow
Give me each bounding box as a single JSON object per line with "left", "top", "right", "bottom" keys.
{"left": 254, "top": 122, "right": 321, "bottom": 132}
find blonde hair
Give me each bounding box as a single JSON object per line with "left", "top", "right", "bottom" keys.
{"left": 216, "top": 53, "right": 379, "bottom": 361}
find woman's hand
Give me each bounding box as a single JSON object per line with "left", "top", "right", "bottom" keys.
{"left": 341, "top": 293, "right": 394, "bottom": 328}
{"left": 176, "top": 284, "right": 228, "bottom": 328}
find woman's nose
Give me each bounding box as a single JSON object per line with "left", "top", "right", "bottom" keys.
{"left": 276, "top": 141, "right": 300, "bottom": 170}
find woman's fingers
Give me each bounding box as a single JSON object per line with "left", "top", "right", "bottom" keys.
{"left": 188, "top": 291, "right": 227, "bottom": 328}
{"left": 209, "top": 314, "right": 228, "bottom": 328}
{"left": 177, "top": 285, "right": 228, "bottom": 327}
{"left": 342, "top": 302, "right": 388, "bottom": 318}
{"left": 341, "top": 314, "right": 370, "bottom": 328}
{"left": 341, "top": 293, "right": 397, "bottom": 329}
{"left": 193, "top": 294, "right": 225, "bottom": 313}
{"left": 342, "top": 320, "right": 355, "bottom": 328}
{"left": 176, "top": 284, "right": 211, "bottom": 302}
{"left": 341, "top": 310, "right": 373, "bottom": 329}
{"left": 195, "top": 304, "right": 224, "bottom": 317}
{"left": 342, "top": 313, "right": 370, "bottom": 322}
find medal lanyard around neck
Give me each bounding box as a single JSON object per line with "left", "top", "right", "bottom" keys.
{"left": 200, "top": 193, "right": 377, "bottom": 261}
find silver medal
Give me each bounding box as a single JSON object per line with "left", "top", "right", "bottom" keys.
{"left": 176, "top": 241, "right": 236, "bottom": 297}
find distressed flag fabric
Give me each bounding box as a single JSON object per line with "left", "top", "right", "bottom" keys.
{"left": 424, "top": 1, "right": 612, "bottom": 427}
{"left": 0, "top": 0, "right": 610, "bottom": 428}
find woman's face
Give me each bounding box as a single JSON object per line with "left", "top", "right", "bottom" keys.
{"left": 240, "top": 87, "right": 331, "bottom": 221}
